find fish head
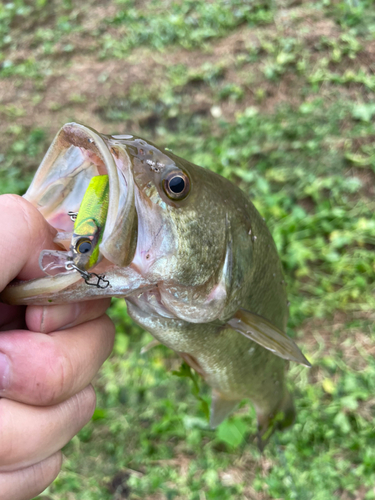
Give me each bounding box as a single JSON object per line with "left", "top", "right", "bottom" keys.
{"left": 111, "top": 134, "right": 231, "bottom": 288}
{"left": 3, "top": 122, "right": 246, "bottom": 317}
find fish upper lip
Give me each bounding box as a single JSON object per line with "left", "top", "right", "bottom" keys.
{"left": 25, "top": 123, "right": 119, "bottom": 222}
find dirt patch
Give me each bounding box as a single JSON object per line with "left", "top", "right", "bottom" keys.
{"left": 347, "top": 166, "right": 375, "bottom": 199}
{"left": 0, "top": 1, "right": 372, "bottom": 182}
{"left": 276, "top": 6, "right": 339, "bottom": 41}
{"left": 107, "top": 471, "right": 132, "bottom": 499}
{"left": 298, "top": 310, "right": 375, "bottom": 372}
{"left": 219, "top": 454, "right": 275, "bottom": 500}
{"left": 0, "top": 6, "right": 343, "bottom": 146}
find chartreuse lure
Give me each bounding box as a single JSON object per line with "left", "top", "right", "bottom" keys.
{"left": 70, "top": 174, "right": 109, "bottom": 272}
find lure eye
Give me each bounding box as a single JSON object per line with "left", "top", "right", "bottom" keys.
{"left": 163, "top": 171, "right": 190, "bottom": 200}
{"left": 76, "top": 239, "right": 92, "bottom": 254}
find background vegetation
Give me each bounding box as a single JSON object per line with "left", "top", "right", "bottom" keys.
{"left": 1, "top": 0, "right": 375, "bottom": 498}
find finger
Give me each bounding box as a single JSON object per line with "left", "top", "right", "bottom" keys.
{"left": 25, "top": 297, "right": 112, "bottom": 333}
{"left": 0, "top": 195, "right": 58, "bottom": 291}
{"left": 0, "top": 452, "right": 62, "bottom": 500}
{"left": 0, "top": 315, "right": 114, "bottom": 405}
{"left": 0, "top": 385, "right": 95, "bottom": 472}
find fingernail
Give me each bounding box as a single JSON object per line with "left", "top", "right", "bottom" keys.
{"left": 0, "top": 352, "right": 10, "bottom": 391}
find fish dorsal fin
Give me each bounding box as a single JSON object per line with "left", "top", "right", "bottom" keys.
{"left": 210, "top": 391, "right": 241, "bottom": 428}
{"left": 227, "top": 309, "right": 311, "bottom": 367}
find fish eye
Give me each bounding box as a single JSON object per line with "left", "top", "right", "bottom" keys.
{"left": 163, "top": 171, "right": 190, "bottom": 200}
{"left": 76, "top": 239, "right": 92, "bottom": 254}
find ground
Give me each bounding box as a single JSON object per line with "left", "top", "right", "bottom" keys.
{"left": 1, "top": 1, "right": 375, "bottom": 499}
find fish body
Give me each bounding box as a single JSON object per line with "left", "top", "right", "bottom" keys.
{"left": 1, "top": 123, "right": 308, "bottom": 440}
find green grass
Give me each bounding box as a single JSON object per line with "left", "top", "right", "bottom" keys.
{"left": 100, "top": 0, "right": 274, "bottom": 57}
{"left": 0, "top": 127, "right": 47, "bottom": 195}
{"left": 1, "top": 0, "right": 375, "bottom": 498}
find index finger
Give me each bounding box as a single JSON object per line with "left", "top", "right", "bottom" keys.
{"left": 0, "top": 195, "right": 58, "bottom": 290}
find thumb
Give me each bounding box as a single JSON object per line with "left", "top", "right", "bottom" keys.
{"left": 0, "top": 195, "right": 58, "bottom": 291}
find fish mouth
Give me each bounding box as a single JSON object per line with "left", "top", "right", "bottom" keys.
{"left": 1, "top": 123, "right": 138, "bottom": 303}
{"left": 25, "top": 122, "right": 137, "bottom": 269}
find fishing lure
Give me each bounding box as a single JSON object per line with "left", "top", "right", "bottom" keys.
{"left": 66, "top": 175, "right": 110, "bottom": 288}
{"left": 70, "top": 174, "right": 109, "bottom": 271}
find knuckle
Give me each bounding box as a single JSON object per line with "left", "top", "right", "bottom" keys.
{"left": 73, "top": 385, "right": 96, "bottom": 424}
{"left": 31, "top": 342, "right": 75, "bottom": 406}
{"left": 83, "top": 385, "right": 97, "bottom": 418}
{"left": 13, "top": 452, "right": 62, "bottom": 500}
{"left": 35, "top": 452, "right": 62, "bottom": 487}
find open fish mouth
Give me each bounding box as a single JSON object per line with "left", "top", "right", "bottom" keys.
{"left": 2, "top": 123, "right": 138, "bottom": 302}
{"left": 26, "top": 123, "right": 125, "bottom": 258}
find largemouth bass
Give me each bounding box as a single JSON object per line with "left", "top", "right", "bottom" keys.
{"left": 1, "top": 123, "right": 310, "bottom": 443}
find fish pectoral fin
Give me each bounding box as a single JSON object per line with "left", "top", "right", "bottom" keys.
{"left": 209, "top": 391, "right": 241, "bottom": 428}
{"left": 227, "top": 309, "right": 311, "bottom": 367}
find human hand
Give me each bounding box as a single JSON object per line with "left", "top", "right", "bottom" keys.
{"left": 0, "top": 195, "right": 115, "bottom": 500}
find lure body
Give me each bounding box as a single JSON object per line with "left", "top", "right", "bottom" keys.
{"left": 71, "top": 175, "right": 109, "bottom": 271}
